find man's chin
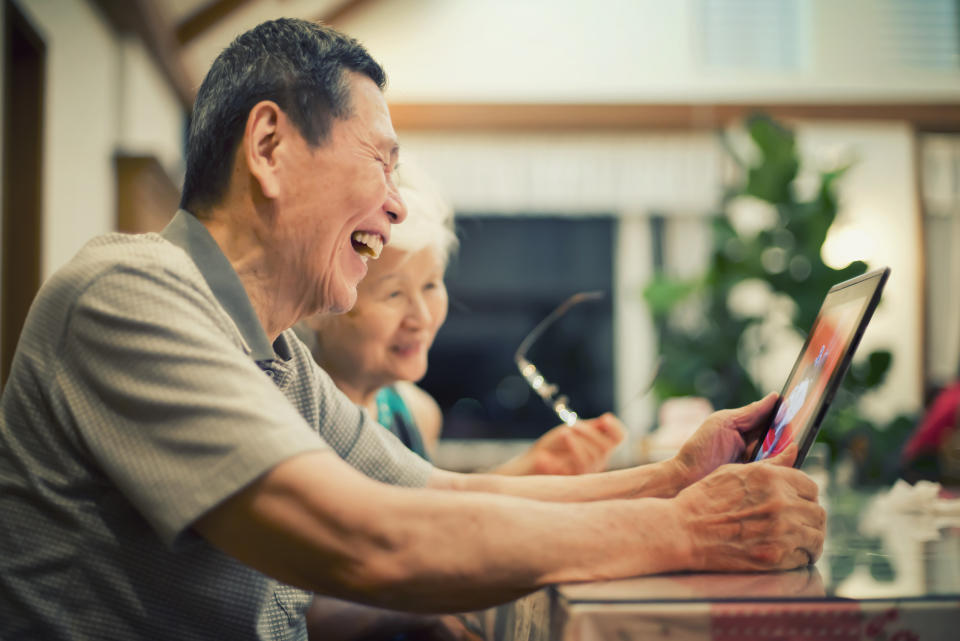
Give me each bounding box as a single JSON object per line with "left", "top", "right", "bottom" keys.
{"left": 323, "top": 288, "right": 358, "bottom": 315}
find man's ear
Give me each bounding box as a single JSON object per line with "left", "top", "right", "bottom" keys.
{"left": 243, "top": 100, "right": 283, "bottom": 200}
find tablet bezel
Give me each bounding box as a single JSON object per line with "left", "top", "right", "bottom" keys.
{"left": 747, "top": 266, "right": 890, "bottom": 468}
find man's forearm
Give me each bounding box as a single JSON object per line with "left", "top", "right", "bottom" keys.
{"left": 429, "top": 457, "right": 690, "bottom": 502}
{"left": 196, "top": 452, "right": 693, "bottom": 613}
{"left": 330, "top": 487, "right": 694, "bottom": 610}
{"left": 198, "top": 449, "right": 823, "bottom": 615}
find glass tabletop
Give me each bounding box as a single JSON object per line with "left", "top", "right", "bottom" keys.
{"left": 556, "top": 485, "right": 960, "bottom": 605}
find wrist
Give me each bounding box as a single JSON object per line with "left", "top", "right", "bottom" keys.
{"left": 618, "top": 458, "right": 692, "bottom": 499}
{"left": 490, "top": 452, "right": 533, "bottom": 476}
{"left": 664, "top": 456, "right": 697, "bottom": 494}
{"left": 651, "top": 458, "right": 693, "bottom": 498}
{"left": 665, "top": 495, "right": 701, "bottom": 572}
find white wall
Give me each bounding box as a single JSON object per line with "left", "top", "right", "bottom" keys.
{"left": 11, "top": 0, "right": 184, "bottom": 280}
{"left": 18, "top": 0, "right": 119, "bottom": 280}
{"left": 332, "top": 0, "right": 960, "bottom": 103}
{"left": 0, "top": 0, "right": 185, "bottom": 370}
{"left": 118, "top": 38, "right": 186, "bottom": 182}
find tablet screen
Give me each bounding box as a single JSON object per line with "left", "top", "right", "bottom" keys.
{"left": 750, "top": 268, "right": 889, "bottom": 465}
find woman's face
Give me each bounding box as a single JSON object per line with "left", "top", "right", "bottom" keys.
{"left": 315, "top": 245, "right": 448, "bottom": 391}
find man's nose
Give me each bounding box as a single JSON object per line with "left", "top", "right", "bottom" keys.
{"left": 385, "top": 178, "right": 407, "bottom": 224}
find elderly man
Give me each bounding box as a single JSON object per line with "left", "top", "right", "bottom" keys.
{"left": 0, "top": 18, "right": 824, "bottom": 641}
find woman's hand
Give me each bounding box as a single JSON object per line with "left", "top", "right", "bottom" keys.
{"left": 495, "top": 413, "right": 626, "bottom": 476}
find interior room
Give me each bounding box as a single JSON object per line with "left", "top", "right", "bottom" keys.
{"left": 1, "top": 1, "right": 959, "bottom": 638}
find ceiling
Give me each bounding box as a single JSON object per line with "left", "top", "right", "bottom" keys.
{"left": 94, "top": 0, "right": 376, "bottom": 109}
{"left": 91, "top": 0, "right": 960, "bottom": 131}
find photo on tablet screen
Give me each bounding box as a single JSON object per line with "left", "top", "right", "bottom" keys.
{"left": 749, "top": 267, "right": 890, "bottom": 467}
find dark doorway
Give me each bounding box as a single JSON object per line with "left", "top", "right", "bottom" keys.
{"left": 2, "top": 0, "right": 45, "bottom": 385}
{"left": 421, "top": 215, "right": 615, "bottom": 440}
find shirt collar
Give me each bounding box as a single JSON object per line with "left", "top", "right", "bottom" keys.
{"left": 161, "top": 210, "right": 277, "bottom": 362}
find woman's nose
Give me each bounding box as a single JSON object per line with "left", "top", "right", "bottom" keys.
{"left": 405, "top": 295, "right": 432, "bottom": 327}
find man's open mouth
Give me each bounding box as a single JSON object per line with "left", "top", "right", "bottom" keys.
{"left": 350, "top": 232, "right": 383, "bottom": 260}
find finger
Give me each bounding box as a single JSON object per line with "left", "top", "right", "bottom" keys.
{"left": 740, "top": 437, "right": 761, "bottom": 463}
{"left": 789, "top": 495, "right": 827, "bottom": 530}
{"left": 760, "top": 442, "right": 799, "bottom": 468}
{"left": 789, "top": 523, "right": 825, "bottom": 567}
{"left": 784, "top": 547, "right": 815, "bottom": 570}
{"left": 805, "top": 522, "right": 826, "bottom": 562}
{"left": 592, "top": 413, "right": 627, "bottom": 444}
{"left": 553, "top": 428, "right": 593, "bottom": 474}
{"left": 590, "top": 420, "right": 625, "bottom": 449}
{"left": 572, "top": 424, "right": 619, "bottom": 471}
{"left": 786, "top": 468, "right": 821, "bottom": 503}
{"left": 569, "top": 421, "right": 617, "bottom": 459}
{"left": 727, "top": 392, "right": 779, "bottom": 433}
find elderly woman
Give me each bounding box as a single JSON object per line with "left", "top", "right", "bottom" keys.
{"left": 300, "top": 166, "right": 625, "bottom": 475}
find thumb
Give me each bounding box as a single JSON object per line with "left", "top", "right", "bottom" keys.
{"left": 761, "top": 442, "right": 799, "bottom": 467}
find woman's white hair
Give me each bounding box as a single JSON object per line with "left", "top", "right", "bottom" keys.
{"left": 390, "top": 161, "right": 458, "bottom": 263}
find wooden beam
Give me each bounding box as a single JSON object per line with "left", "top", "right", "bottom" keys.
{"left": 388, "top": 102, "right": 960, "bottom": 132}
{"left": 175, "top": 0, "right": 253, "bottom": 46}
{"left": 90, "top": 0, "right": 195, "bottom": 111}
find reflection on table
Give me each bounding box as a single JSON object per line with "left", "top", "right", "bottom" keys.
{"left": 481, "top": 484, "right": 960, "bottom": 641}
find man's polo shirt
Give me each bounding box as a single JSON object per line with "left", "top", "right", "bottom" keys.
{"left": 0, "top": 210, "right": 432, "bottom": 640}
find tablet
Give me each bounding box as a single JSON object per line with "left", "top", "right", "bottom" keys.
{"left": 748, "top": 267, "right": 890, "bottom": 467}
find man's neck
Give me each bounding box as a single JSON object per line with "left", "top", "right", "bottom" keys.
{"left": 199, "top": 206, "right": 305, "bottom": 343}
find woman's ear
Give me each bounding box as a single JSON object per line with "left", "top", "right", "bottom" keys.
{"left": 243, "top": 101, "right": 283, "bottom": 200}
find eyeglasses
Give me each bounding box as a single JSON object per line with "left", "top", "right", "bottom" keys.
{"left": 514, "top": 291, "right": 604, "bottom": 425}
{"left": 514, "top": 291, "right": 662, "bottom": 426}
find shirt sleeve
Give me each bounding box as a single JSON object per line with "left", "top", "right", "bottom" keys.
{"left": 288, "top": 335, "right": 434, "bottom": 487}
{"left": 57, "top": 262, "right": 329, "bottom": 546}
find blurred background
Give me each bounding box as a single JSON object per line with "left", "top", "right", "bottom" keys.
{"left": 2, "top": 0, "right": 959, "bottom": 485}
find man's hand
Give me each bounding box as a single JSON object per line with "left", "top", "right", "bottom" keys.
{"left": 495, "top": 413, "right": 626, "bottom": 476}
{"left": 670, "top": 393, "right": 778, "bottom": 488}
{"left": 673, "top": 443, "right": 826, "bottom": 572}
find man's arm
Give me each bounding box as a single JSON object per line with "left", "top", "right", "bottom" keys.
{"left": 195, "top": 448, "right": 690, "bottom": 612}
{"left": 430, "top": 394, "right": 778, "bottom": 502}
{"left": 194, "top": 439, "right": 823, "bottom": 614}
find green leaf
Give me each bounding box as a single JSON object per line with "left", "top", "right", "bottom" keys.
{"left": 642, "top": 276, "right": 700, "bottom": 316}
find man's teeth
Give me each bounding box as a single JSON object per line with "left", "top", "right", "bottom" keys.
{"left": 350, "top": 232, "right": 383, "bottom": 259}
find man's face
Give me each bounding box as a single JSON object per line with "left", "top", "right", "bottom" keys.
{"left": 274, "top": 72, "right": 406, "bottom": 316}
